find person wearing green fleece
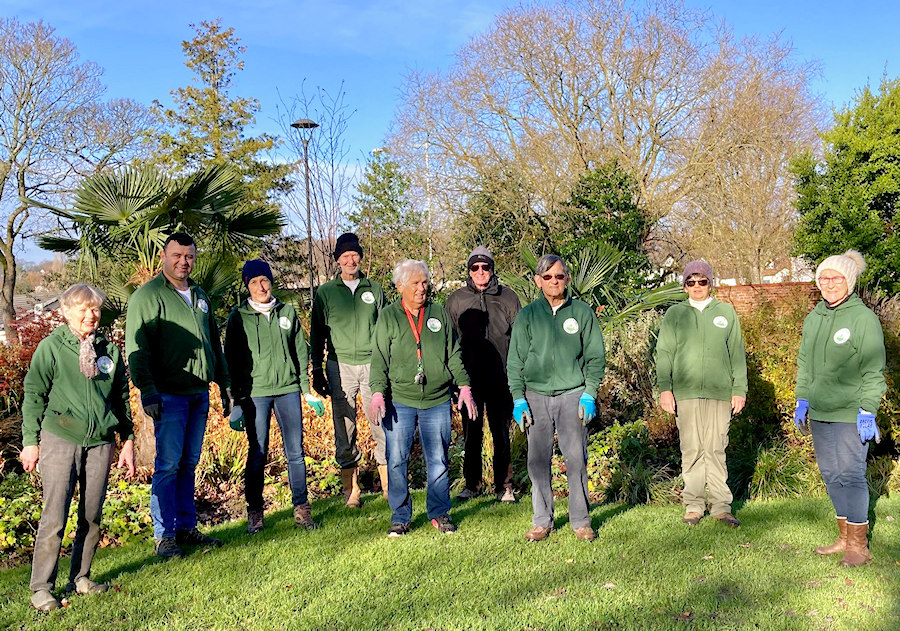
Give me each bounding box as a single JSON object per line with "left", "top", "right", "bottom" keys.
{"left": 793, "top": 250, "right": 885, "bottom": 567}
{"left": 21, "top": 284, "right": 135, "bottom": 612}
{"left": 507, "top": 255, "right": 606, "bottom": 543}
{"left": 225, "top": 259, "right": 325, "bottom": 534}
{"left": 656, "top": 260, "right": 746, "bottom": 528}
{"left": 125, "top": 232, "right": 229, "bottom": 559}
{"left": 369, "top": 259, "right": 476, "bottom": 536}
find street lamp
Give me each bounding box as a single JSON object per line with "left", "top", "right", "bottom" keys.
{"left": 291, "top": 118, "right": 319, "bottom": 308}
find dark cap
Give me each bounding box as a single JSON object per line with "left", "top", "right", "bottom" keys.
{"left": 242, "top": 259, "right": 273, "bottom": 286}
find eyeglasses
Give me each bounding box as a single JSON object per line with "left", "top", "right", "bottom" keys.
{"left": 818, "top": 276, "right": 846, "bottom": 286}
{"left": 541, "top": 273, "right": 567, "bottom": 281}
{"left": 684, "top": 279, "right": 709, "bottom": 287}
{"left": 470, "top": 264, "right": 492, "bottom": 272}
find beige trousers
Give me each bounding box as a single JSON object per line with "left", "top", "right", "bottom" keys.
{"left": 675, "top": 398, "right": 733, "bottom": 515}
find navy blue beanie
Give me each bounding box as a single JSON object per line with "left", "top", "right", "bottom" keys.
{"left": 242, "top": 259, "right": 273, "bottom": 286}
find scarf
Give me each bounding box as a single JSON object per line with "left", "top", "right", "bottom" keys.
{"left": 70, "top": 326, "right": 99, "bottom": 378}
{"left": 248, "top": 297, "right": 277, "bottom": 320}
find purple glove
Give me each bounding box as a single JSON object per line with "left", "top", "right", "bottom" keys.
{"left": 458, "top": 386, "right": 477, "bottom": 420}
{"left": 369, "top": 393, "right": 386, "bottom": 426}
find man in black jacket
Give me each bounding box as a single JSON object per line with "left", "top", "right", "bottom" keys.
{"left": 446, "top": 247, "right": 522, "bottom": 502}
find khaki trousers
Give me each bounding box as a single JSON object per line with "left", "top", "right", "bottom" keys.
{"left": 675, "top": 398, "right": 732, "bottom": 515}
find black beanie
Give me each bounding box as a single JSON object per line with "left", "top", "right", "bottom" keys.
{"left": 242, "top": 259, "right": 273, "bottom": 286}
{"left": 334, "top": 232, "right": 363, "bottom": 260}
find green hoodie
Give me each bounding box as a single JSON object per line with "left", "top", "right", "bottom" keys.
{"left": 369, "top": 299, "right": 469, "bottom": 409}
{"left": 655, "top": 298, "right": 748, "bottom": 401}
{"left": 125, "top": 273, "right": 229, "bottom": 397}
{"left": 22, "top": 326, "right": 133, "bottom": 447}
{"left": 224, "top": 299, "right": 311, "bottom": 400}
{"left": 506, "top": 292, "right": 606, "bottom": 400}
{"left": 310, "top": 274, "right": 386, "bottom": 368}
{"left": 796, "top": 293, "right": 886, "bottom": 423}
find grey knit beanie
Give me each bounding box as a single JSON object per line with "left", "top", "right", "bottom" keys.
{"left": 682, "top": 260, "right": 713, "bottom": 284}
{"left": 467, "top": 246, "right": 494, "bottom": 268}
{"left": 815, "top": 250, "right": 866, "bottom": 293}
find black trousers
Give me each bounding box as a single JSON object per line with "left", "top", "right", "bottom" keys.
{"left": 461, "top": 387, "right": 514, "bottom": 493}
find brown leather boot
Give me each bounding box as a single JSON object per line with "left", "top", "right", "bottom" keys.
{"left": 377, "top": 464, "right": 388, "bottom": 500}
{"left": 341, "top": 467, "right": 362, "bottom": 508}
{"left": 839, "top": 521, "right": 873, "bottom": 567}
{"left": 815, "top": 516, "right": 847, "bottom": 555}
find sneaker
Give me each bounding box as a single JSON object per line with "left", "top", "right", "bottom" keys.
{"left": 247, "top": 509, "right": 264, "bottom": 534}
{"left": 525, "top": 525, "right": 552, "bottom": 541}
{"left": 496, "top": 487, "right": 516, "bottom": 503}
{"left": 175, "top": 528, "right": 223, "bottom": 548}
{"left": 154, "top": 536, "right": 183, "bottom": 559}
{"left": 712, "top": 512, "right": 740, "bottom": 528}
{"left": 455, "top": 487, "right": 479, "bottom": 501}
{"left": 30, "top": 589, "right": 60, "bottom": 611}
{"left": 682, "top": 512, "right": 703, "bottom": 526}
{"left": 387, "top": 522, "right": 411, "bottom": 538}
{"left": 574, "top": 526, "right": 596, "bottom": 541}
{"left": 64, "top": 577, "right": 109, "bottom": 594}
{"left": 293, "top": 503, "right": 319, "bottom": 530}
{"left": 431, "top": 515, "right": 457, "bottom": 534}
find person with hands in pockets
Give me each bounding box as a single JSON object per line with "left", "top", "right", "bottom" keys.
{"left": 506, "top": 255, "right": 606, "bottom": 543}
{"left": 225, "top": 259, "right": 325, "bottom": 534}
{"left": 368, "top": 259, "right": 476, "bottom": 537}
{"left": 655, "top": 260, "right": 746, "bottom": 529}
{"left": 793, "top": 250, "right": 885, "bottom": 567}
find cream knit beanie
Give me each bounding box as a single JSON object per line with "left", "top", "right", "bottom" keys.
{"left": 815, "top": 250, "right": 866, "bottom": 293}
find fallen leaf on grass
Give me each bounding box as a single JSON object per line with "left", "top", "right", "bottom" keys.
{"left": 804, "top": 581, "right": 821, "bottom": 588}
{"left": 566, "top": 558, "right": 574, "bottom": 564}
{"left": 702, "top": 554, "right": 714, "bottom": 560}
{"left": 112, "top": 585, "right": 123, "bottom": 593}
{"left": 556, "top": 588, "right": 566, "bottom": 596}
{"left": 603, "top": 582, "right": 616, "bottom": 590}
{"left": 806, "top": 610, "right": 818, "bottom": 616}
{"left": 779, "top": 543, "right": 791, "bottom": 550}
{"left": 844, "top": 578, "right": 853, "bottom": 586}
{"left": 860, "top": 603, "right": 875, "bottom": 613}
{"left": 886, "top": 515, "right": 894, "bottom": 522}
{"left": 367, "top": 516, "right": 375, "bottom": 521}
{"left": 695, "top": 576, "right": 707, "bottom": 583}
{"left": 739, "top": 542, "right": 751, "bottom": 548}
{"left": 60, "top": 598, "right": 70, "bottom": 607}
{"left": 785, "top": 609, "right": 798, "bottom": 617}
{"left": 836, "top": 598, "right": 847, "bottom": 608}
{"left": 284, "top": 584, "right": 293, "bottom": 590}
{"left": 672, "top": 611, "right": 692, "bottom": 622}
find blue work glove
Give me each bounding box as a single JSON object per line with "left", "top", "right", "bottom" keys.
{"left": 793, "top": 399, "right": 809, "bottom": 432}
{"left": 578, "top": 392, "right": 596, "bottom": 425}
{"left": 513, "top": 398, "right": 532, "bottom": 432}
{"left": 141, "top": 393, "right": 163, "bottom": 422}
{"left": 304, "top": 394, "right": 326, "bottom": 417}
{"left": 856, "top": 408, "right": 880, "bottom": 443}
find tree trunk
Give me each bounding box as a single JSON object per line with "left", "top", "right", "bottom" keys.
{"left": 1, "top": 249, "right": 18, "bottom": 343}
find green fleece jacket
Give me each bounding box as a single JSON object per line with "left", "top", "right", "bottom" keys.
{"left": 125, "top": 273, "right": 229, "bottom": 397}
{"left": 224, "top": 299, "right": 311, "bottom": 400}
{"left": 506, "top": 292, "right": 606, "bottom": 400}
{"left": 309, "top": 274, "right": 386, "bottom": 368}
{"left": 655, "top": 298, "right": 748, "bottom": 402}
{"left": 796, "top": 294, "right": 886, "bottom": 423}
{"left": 22, "top": 326, "right": 133, "bottom": 447}
{"left": 369, "top": 299, "right": 470, "bottom": 409}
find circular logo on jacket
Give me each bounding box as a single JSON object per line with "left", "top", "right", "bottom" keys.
{"left": 197, "top": 299, "right": 209, "bottom": 313}
{"left": 279, "top": 316, "right": 291, "bottom": 330}
{"left": 562, "top": 318, "right": 579, "bottom": 334}
{"left": 713, "top": 316, "right": 728, "bottom": 328}
{"left": 426, "top": 317, "right": 442, "bottom": 332}
{"left": 97, "top": 356, "right": 114, "bottom": 374}
{"left": 833, "top": 328, "right": 851, "bottom": 344}
{"left": 361, "top": 291, "right": 375, "bottom": 304}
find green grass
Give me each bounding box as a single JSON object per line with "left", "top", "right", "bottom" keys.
{"left": 2, "top": 494, "right": 899, "bottom": 630}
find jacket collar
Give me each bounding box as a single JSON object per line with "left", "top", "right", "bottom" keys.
{"left": 464, "top": 273, "right": 501, "bottom": 295}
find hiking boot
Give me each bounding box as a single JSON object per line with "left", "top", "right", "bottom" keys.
{"left": 574, "top": 526, "right": 596, "bottom": 541}
{"left": 682, "top": 511, "right": 703, "bottom": 526}
{"left": 176, "top": 528, "right": 223, "bottom": 548}
{"left": 840, "top": 521, "right": 873, "bottom": 567}
{"left": 816, "top": 516, "right": 848, "bottom": 555}
{"left": 341, "top": 467, "right": 362, "bottom": 508}
{"left": 496, "top": 487, "right": 516, "bottom": 503}
{"left": 712, "top": 512, "right": 740, "bottom": 528}
{"left": 526, "top": 525, "right": 552, "bottom": 541}
{"left": 431, "top": 515, "right": 457, "bottom": 534}
{"left": 293, "top": 503, "right": 319, "bottom": 530}
{"left": 247, "top": 509, "right": 264, "bottom": 534}
{"left": 154, "top": 537, "right": 183, "bottom": 559}
{"left": 455, "top": 487, "right": 479, "bottom": 501}
{"left": 387, "top": 522, "right": 411, "bottom": 538}
{"left": 30, "top": 590, "right": 60, "bottom": 611}
{"left": 64, "top": 577, "right": 109, "bottom": 594}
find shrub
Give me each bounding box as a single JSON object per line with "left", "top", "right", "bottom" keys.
{"left": 745, "top": 440, "right": 824, "bottom": 501}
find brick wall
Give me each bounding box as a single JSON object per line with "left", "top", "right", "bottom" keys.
{"left": 714, "top": 282, "right": 820, "bottom": 317}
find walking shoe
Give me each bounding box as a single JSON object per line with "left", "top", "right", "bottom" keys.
{"left": 574, "top": 526, "right": 596, "bottom": 541}
{"left": 387, "top": 522, "right": 411, "bottom": 538}
{"left": 176, "top": 528, "right": 223, "bottom": 548}
{"left": 496, "top": 487, "right": 516, "bottom": 503}
{"left": 431, "top": 515, "right": 457, "bottom": 534}
{"left": 293, "top": 503, "right": 319, "bottom": 530}
{"left": 712, "top": 512, "right": 740, "bottom": 528}
{"left": 525, "top": 525, "right": 552, "bottom": 541}
{"left": 247, "top": 509, "right": 264, "bottom": 534}
{"left": 154, "top": 537, "right": 183, "bottom": 559}
{"left": 682, "top": 512, "right": 703, "bottom": 526}
{"left": 64, "top": 577, "right": 109, "bottom": 594}
{"left": 455, "top": 487, "right": 479, "bottom": 501}
{"left": 30, "top": 589, "right": 60, "bottom": 611}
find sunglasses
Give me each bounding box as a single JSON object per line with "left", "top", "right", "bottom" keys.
{"left": 541, "top": 273, "right": 567, "bottom": 281}
{"left": 470, "top": 263, "right": 492, "bottom": 272}
{"left": 684, "top": 279, "right": 709, "bottom": 287}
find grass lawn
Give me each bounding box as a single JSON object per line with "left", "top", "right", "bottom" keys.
{"left": 1, "top": 493, "right": 899, "bottom": 630}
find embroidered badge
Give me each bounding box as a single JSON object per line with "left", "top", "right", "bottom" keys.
{"left": 97, "top": 356, "right": 114, "bottom": 374}
{"left": 833, "top": 328, "right": 851, "bottom": 344}
{"left": 563, "top": 318, "right": 579, "bottom": 334}
{"left": 361, "top": 291, "right": 376, "bottom": 304}
{"left": 426, "top": 317, "right": 442, "bottom": 332}
{"left": 713, "top": 316, "right": 728, "bottom": 328}
{"left": 197, "top": 299, "right": 209, "bottom": 313}
{"left": 279, "top": 316, "right": 291, "bottom": 330}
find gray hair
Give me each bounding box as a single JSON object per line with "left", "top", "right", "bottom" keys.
{"left": 59, "top": 283, "right": 105, "bottom": 320}
{"left": 393, "top": 259, "right": 431, "bottom": 289}
{"left": 535, "top": 254, "right": 569, "bottom": 277}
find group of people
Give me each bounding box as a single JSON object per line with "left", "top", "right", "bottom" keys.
{"left": 20, "top": 226, "right": 885, "bottom": 611}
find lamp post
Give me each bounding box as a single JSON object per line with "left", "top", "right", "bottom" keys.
{"left": 291, "top": 118, "right": 319, "bottom": 308}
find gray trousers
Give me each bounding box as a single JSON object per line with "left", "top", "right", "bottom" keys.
{"left": 525, "top": 390, "right": 591, "bottom": 530}
{"left": 327, "top": 360, "right": 386, "bottom": 467}
{"left": 30, "top": 430, "right": 113, "bottom": 593}
{"left": 675, "top": 398, "right": 733, "bottom": 515}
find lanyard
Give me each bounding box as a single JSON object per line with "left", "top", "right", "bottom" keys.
{"left": 402, "top": 302, "right": 425, "bottom": 366}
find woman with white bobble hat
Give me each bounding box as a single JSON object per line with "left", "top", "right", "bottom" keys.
{"left": 793, "top": 250, "right": 885, "bottom": 567}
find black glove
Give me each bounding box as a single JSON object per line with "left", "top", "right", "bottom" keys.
{"left": 220, "top": 388, "right": 232, "bottom": 417}
{"left": 142, "top": 393, "right": 163, "bottom": 422}
{"left": 312, "top": 369, "right": 331, "bottom": 398}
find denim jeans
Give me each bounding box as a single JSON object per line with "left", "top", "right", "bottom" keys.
{"left": 245, "top": 392, "right": 308, "bottom": 509}
{"left": 810, "top": 420, "right": 870, "bottom": 523}
{"left": 151, "top": 391, "right": 210, "bottom": 538}
{"left": 383, "top": 400, "right": 452, "bottom": 524}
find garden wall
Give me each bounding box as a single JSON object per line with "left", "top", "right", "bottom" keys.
{"left": 715, "top": 282, "right": 820, "bottom": 317}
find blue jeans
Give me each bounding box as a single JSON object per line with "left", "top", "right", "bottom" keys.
{"left": 151, "top": 391, "right": 209, "bottom": 538}
{"left": 810, "top": 420, "right": 870, "bottom": 523}
{"left": 245, "top": 392, "right": 308, "bottom": 510}
{"left": 383, "top": 400, "right": 452, "bottom": 524}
